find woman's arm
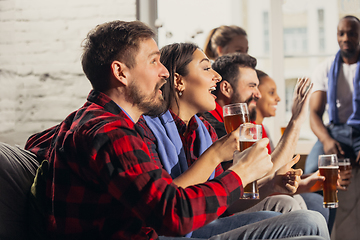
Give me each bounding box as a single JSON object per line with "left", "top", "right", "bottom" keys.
{"left": 173, "top": 128, "right": 240, "bottom": 187}
{"left": 256, "top": 78, "right": 312, "bottom": 189}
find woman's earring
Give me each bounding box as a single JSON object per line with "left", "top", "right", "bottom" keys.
{"left": 178, "top": 91, "right": 183, "bottom": 97}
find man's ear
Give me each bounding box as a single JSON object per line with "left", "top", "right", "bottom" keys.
{"left": 174, "top": 73, "right": 185, "bottom": 92}
{"left": 111, "top": 60, "right": 129, "bottom": 86}
{"left": 219, "top": 80, "right": 233, "bottom": 99}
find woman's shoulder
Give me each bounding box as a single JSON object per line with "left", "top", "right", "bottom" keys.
{"left": 198, "top": 115, "right": 218, "bottom": 142}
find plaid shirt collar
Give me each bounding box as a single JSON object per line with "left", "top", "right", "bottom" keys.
{"left": 87, "top": 90, "right": 144, "bottom": 136}
{"left": 169, "top": 109, "right": 199, "bottom": 137}
{"left": 88, "top": 90, "right": 122, "bottom": 115}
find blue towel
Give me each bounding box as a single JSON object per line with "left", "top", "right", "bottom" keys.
{"left": 328, "top": 50, "right": 360, "bottom": 130}
{"left": 143, "top": 110, "right": 215, "bottom": 179}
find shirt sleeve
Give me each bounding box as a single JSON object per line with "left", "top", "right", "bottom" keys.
{"left": 89, "top": 122, "right": 242, "bottom": 236}
{"left": 311, "top": 56, "right": 334, "bottom": 93}
{"left": 25, "top": 124, "right": 60, "bottom": 160}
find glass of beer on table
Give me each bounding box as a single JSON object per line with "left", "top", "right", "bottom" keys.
{"left": 223, "top": 103, "right": 250, "bottom": 133}
{"left": 338, "top": 158, "right": 352, "bottom": 189}
{"left": 318, "top": 154, "right": 339, "bottom": 208}
{"left": 239, "top": 123, "right": 262, "bottom": 199}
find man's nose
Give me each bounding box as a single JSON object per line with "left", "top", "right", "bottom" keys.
{"left": 255, "top": 88, "right": 262, "bottom": 99}
{"left": 160, "top": 64, "right": 170, "bottom": 79}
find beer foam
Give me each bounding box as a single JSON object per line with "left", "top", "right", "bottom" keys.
{"left": 239, "top": 138, "right": 258, "bottom": 142}
{"left": 319, "top": 166, "right": 339, "bottom": 169}
{"left": 338, "top": 162, "right": 350, "bottom": 166}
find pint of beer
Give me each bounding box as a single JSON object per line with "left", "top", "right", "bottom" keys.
{"left": 239, "top": 123, "right": 262, "bottom": 199}
{"left": 338, "top": 158, "right": 352, "bottom": 189}
{"left": 318, "top": 154, "right": 339, "bottom": 208}
{"left": 338, "top": 159, "right": 351, "bottom": 171}
{"left": 223, "top": 103, "right": 249, "bottom": 133}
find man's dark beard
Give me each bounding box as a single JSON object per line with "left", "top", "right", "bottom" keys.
{"left": 127, "top": 79, "right": 168, "bottom": 117}
{"left": 245, "top": 96, "right": 258, "bottom": 121}
{"left": 143, "top": 99, "right": 168, "bottom": 117}
{"left": 249, "top": 107, "right": 257, "bottom": 121}
{"left": 230, "top": 91, "right": 258, "bottom": 121}
{"left": 340, "top": 49, "right": 357, "bottom": 59}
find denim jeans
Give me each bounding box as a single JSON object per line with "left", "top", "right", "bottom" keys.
{"left": 299, "top": 193, "right": 329, "bottom": 223}
{"left": 302, "top": 124, "right": 360, "bottom": 234}
{"left": 160, "top": 210, "right": 329, "bottom": 240}
{"left": 191, "top": 211, "right": 281, "bottom": 238}
{"left": 160, "top": 237, "right": 327, "bottom": 240}
{"left": 305, "top": 124, "right": 360, "bottom": 174}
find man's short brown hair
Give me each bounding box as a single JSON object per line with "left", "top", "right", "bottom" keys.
{"left": 81, "top": 20, "right": 155, "bottom": 91}
{"left": 212, "top": 53, "right": 257, "bottom": 96}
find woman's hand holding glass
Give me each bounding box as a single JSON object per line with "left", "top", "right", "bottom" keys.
{"left": 231, "top": 138, "right": 272, "bottom": 197}
{"left": 210, "top": 125, "right": 241, "bottom": 163}
{"left": 236, "top": 123, "right": 263, "bottom": 199}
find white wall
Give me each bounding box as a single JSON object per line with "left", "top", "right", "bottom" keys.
{"left": 157, "top": 0, "right": 243, "bottom": 48}
{"left": 0, "top": 0, "right": 136, "bottom": 146}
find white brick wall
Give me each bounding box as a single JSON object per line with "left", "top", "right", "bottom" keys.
{"left": 0, "top": 0, "right": 136, "bottom": 146}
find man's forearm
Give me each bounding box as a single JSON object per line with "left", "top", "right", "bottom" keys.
{"left": 172, "top": 146, "right": 221, "bottom": 188}
{"left": 310, "top": 112, "right": 331, "bottom": 144}
{"left": 309, "top": 91, "right": 330, "bottom": 144}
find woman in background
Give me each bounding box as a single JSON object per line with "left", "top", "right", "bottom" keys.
{"left": 204, "top": 25, "right": 248, "bottom": 60}
{"left": 254, "top": 70, "right": 281, "bottom": 153}
{"left": 255, "top": 69, "right": 330, "bottom": 226}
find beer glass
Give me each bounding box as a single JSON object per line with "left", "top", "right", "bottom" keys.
{"left": 280, "top": 126, "right": 286, "bottom": 136}
{"left": 280, "top": 120, "right": 288, "bottom": 136}
{"left": 338, "top": 158, "right": 352, "bottom": 189}
{"left": 223, "top": 103, "right": 249, "bottom": 133}
{"left": 239, "top": 123, "right": 262, "bottom": 199}
{"left": 318, "top": 154, "right": 338, "bottom": 208}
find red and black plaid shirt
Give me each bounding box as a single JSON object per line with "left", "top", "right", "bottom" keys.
{"left": 137, "top": 110, "right": 223, "bottom": 177}
{"left": 25, "top": 90, "right": 243, "bottom": 240}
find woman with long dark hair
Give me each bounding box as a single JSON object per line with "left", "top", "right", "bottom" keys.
{"left": 136, "top": 43, "right": 329, "bottom": 240}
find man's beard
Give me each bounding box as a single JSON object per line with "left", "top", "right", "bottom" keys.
{"left": 231, "top": 91, "right": 258, "bottom": 121}
{"left": 248, "top": 107, "right": 257, "bottom": 121}
{"left": 127, "top": 79, "right": 168, "bottom": 117}
{"left": 340, "top": 48, "right": 357, "bottom": 59}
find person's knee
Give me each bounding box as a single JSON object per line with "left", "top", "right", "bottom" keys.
{"left": 264, "top": 195, "right": 302, "bottom": 213}
{"left": 300, "top": 193, "right": 329, "bottom": 223}
{"left": 257, "top": 210, "right": 282, "bottom": 218}
{"left": 291, "top": 210, "right": 328, "bottom": 236}
{"left": 297, "top": 210, "right": 326, "bottom": 223}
